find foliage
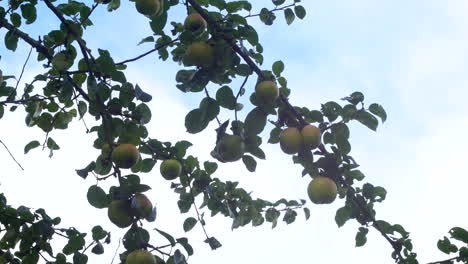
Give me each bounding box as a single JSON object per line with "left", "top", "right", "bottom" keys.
{"left": 0, "top": 0, "right": 465, "bottom": 264}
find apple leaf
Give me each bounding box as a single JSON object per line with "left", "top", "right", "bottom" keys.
{"left": 24, "top": 140, "right": 40, "bottom": 154}
{"left": 183, "top": 217, "right": 197, "bottom": 232}
{"left": 242, "top": 155, "right": 256, "bottom": 172}
{"left": 86, "top": 185, "right": 109, "bottom": 209}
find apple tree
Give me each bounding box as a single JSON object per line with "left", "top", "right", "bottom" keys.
{"left": 0, "top": 0, "right": 467, "bottom": 263}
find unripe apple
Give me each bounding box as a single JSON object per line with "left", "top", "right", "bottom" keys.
{"left": 279, "top": 127, "right": 303, "bottom": 154}
{"left": 108, "top": 200, "right": 133, "bottom": 228}
{"left": 216, "top": 135, "right": 245, "bottom": 162}
{"left": 301, "top": 124, "right": 321, "bottom": 150}
{"left": 126, "top": 249, "right": 156, "bottom": 264}
{"left": 111, "top": 144, "right": 140, "bottom": 169}
{"left": 255, "top": 81, "right": 279, "bottom": 105}
{"left": 183, "top": 42, "right": 214, "bottom": 68}
{"left": 135, "top": 0, "right": 161, "bottom": 16}
{"left": 307, "top": 176, "right": 338, "bottom": 204}
{"left": 160, "top": 159, "right": 182, "bottom": 180}
{"left": 184, "top": 13, "right": 207, "bottom": 32}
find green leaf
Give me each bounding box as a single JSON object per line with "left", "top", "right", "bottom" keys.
{"left": 20, "top": 4, "right": 37, "bottom": 24}
{"left": 216, "top": 86, "right": 237, "bottom": 110}
{"left": 76, "top": 161, "right": 96, "bottom": 179}
{"left": 91, "top": 242, "right": 104, "bottom": 255}
{"left": 24, "top": 140, "right": 40, "bottom": 154}
{"left": 138, "top": 36, "right": 154, "bottom": 45}
{"left": 47, "top": 137, "right": 60, "bottom": 150}
{"left": 10, "top": 12, "right": 21, "bottom": 27}
{"left": 345, "top": 170, "right": 365, "bottom": 181}
{"left": 155, "top": 228, "right": 176, "bottom": 246}
{"left": 86, "top": 185, "right": 109, "bottom": 209}
{"left": 185, "top": 109, "right": 209, "bottom": 134}
{"left": 199, "top": 97, "right": 220, "bottom": 121}
{"left": 134, "top": 103, "right": 152, "bottom": 124}
{"left": 149, "top": 11, "right": 167, "bottom": 34}
{"left": 272, "top": 60, "right": 284, "bottom": 76}
{"left": 284, "top": 8, "right": 295, "bottom": 25}
{"left": 91, "top": 226, "right": 107, "bottom": 241}
{"left": 335, "top": 206, "right": 352, "bottom": 227}
{"left": 176, "top": 238, "right": 194, "bottom": 256}
{"left": 294, "top": 5, "right": 306, "bottom": 19}
{"left": 355, "top": 227, "right": 368, "bottom": 247}
{"left": 282, "top": 209, "right": 297, "bottom": 224}
{"left": 438, "top": 237, "right": 458, "bottom": 254}
{"left": 242, "top": 155, "right": 257, "bottom": 172}
{"left": 204, "top": 237, "right": 222, "bottom": 250}
{"left": 5, "top": 30, "right": 19, "bottom": 51}
{"left": 303, "top": 207, "right": 310, "bottom": 220}
{"left": 343, "top": 91, "right": 364, "bottom": 105}
{"left": 450, "top": 227, "right": 468, "bottom": 244}
{"left": 72, "top": 252, "right": 88, "bottom": 264}
{"left": 78, "top": 101, "right": 87, "bottom": 119}
{"left": 204, "top": 161, "right": 218, "bottom": 174}
{"left": 369, "top": 103, "right": 387, "bottom": 123}
{"left": 244, "top": 107, "right": 267, "bottom": 136}
{"left": 356, "top": 111, "right": 378, "bottom": 131}
{"left": 183, "top": 217, "right": 197, "bottom": 232}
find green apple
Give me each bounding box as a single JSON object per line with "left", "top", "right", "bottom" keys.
{"left": 216, "top": 135, "right": 245, "bottom": 162}
{"left": 279, "top": 127, "right": 303, "bottom": 154}
{"left": 183, "top": 42, "right": 214, "bottom": 68}
{"left": 126, "top": 249, "right": 156, "bottom": 264}
{"left": 160, "top": 159, "right": 182, "bottom": 180}
{"left": 184, "top": 13, "right": 207, "bottom": 32}
{"left": 307, "top": 176, "right": 338, "bottom": 204}
{"left": 108, "top": 200, "right": 133, "bottom": 228}
{"left": 111, "top": 144, "right": 140, "bottom": 169}
{"left": 301, "top": 124, "right": 321, "bottom": 150}
{"left": 255, "top": 81, "right": 279, "bottom": 105}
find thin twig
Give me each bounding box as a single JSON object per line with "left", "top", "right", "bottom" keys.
{"left": 244, "top": 3, "right": 296, "bottom": 19}
{"left": 0, "top": 140, "right": 24, "bottom": 170}
{"left": 116, "top": 38, "right": 180, "bottom": 65}
{"left": 234, "top": 75, "right": 250, "bottom": 121}
{"left": 426, "top": 257, "right": 460, "bottom": 264}
{"left": 13, "top": 46, "right": 33, "bottom": 94}
{"left": 110, "top": 239, "right": 121, "bottom": 264}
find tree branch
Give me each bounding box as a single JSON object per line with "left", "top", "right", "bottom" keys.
{"left": 0, "top": 17, "right": 52, "bottom": 60}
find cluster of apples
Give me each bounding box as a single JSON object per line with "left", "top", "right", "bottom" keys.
{"left": 279, "top": 125, "right": 338, "bottom": 204}
{"left": 101, "top": 143, "right": 184, "bottom": 263}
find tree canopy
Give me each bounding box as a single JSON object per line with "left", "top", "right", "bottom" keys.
{"left": 0, "top": 0, "right": 467, "bottom": 264}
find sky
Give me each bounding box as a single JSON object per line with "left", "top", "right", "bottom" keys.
{"left": 1, "top": 0, "right": 468, "bottom": 263}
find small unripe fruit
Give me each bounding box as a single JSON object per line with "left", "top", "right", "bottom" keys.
{"left": 135, "top": 0, "right": 162, "bottom": 16}
{"left": 108, "top": 200, "right": 133, "bottom": 228}
{"left": 255, "top": 81, "right": 279, "bottom": 105}
{"left": 280, "top": 127, "right": 303, "bottom": 154}
{"left": 183, "top": 42, "right": 214, "bottom": 68}
{"left": 126, "top": 249, "right": 156, "bottom": 264}
{"left": 301, "top": 125, "right": 321, "bottom": 150}
{"left": 216, "top": 135, "right": 245, "bottom": 162}
{"left": 160, "top": 159, "right": 182, "bottom": 180}
{"left": 307, "top": 176, "right": 338, "bottom": 204}
{"left": 184, "top": 13, "right": 207, "bottom": 32}
{"left": 111, "top": 144, "right": 140, "bottom": 169}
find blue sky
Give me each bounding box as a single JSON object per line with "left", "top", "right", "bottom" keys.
{"left": 1, "top": 0, "right": 467, "bottom": 263}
